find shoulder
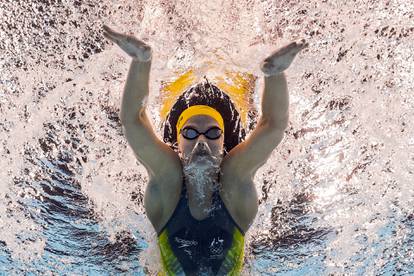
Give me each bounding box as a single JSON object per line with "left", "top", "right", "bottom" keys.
{"left": 219, "top": 174, "right": 258, "bottom": 233}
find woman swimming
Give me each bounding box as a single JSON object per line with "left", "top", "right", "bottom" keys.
{"left": 103, "top": 24, "right": 307, "bottom": 275}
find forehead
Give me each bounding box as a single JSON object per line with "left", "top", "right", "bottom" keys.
{"left": 183, "top": 115, "right": 219, "bottom": 128}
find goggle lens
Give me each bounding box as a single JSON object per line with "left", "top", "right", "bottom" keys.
{"left": 204, "top": 127, "right": 222, "bottom": 139}
{"left": 182, "top": 128, "right": 198, "bottom": 139}
{"left": 181, "top": 127, "right": 222, "bottom": 140}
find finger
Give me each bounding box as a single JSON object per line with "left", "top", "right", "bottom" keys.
{"left": 103, "top": 24, "right": 117, "bottom": 35}
{"left": 102, "top": 28, "right": 116, "bottom": 39}
{"left": 103, "top": 25, "right": 124, "bottom": 41}
{"left": 296, "top": 43, "right": 309, "bottom": 52}
{"left": 103, "top": 31, "right": 118, "bottom": 43}
{"left": 102, "top": 25, "right": 118, "bottom": 41}
{"left": 296, "top": 39, "right": 309, "bottom": 50}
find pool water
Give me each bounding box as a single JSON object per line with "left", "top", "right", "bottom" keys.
{"left": 0, "top": 0, "right": 413, "bottom": 274}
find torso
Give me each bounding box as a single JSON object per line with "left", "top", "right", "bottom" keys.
{"left": 146, "top": 174, "right": 256, "bottom": 235}
{"left": 144, "top": 168, "right": 258, "bottom": 275}
{"left": 157, "top": 183, "right": 245, "bottom": 275}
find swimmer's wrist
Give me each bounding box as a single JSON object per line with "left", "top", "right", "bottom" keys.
{"left": 132, "top": 46, "right": 152, "bottom": 62}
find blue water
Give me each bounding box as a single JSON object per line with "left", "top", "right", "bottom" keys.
{"left": 1, "top": 0, "right": 413, "bottom": 274}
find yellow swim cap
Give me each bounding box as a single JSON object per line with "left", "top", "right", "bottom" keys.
{"left": 176, "top": 105, "right": 225, "bottom": 142}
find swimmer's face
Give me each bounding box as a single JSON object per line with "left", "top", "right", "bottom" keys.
{"left": 178, "top": 115, "right": 224, "bottom": 163}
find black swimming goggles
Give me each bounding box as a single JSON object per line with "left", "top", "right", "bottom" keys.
{"left": 180, "top": 127, "right": 223, "bottom": 140}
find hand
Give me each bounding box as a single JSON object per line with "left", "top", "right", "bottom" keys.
{"left": 260, "top": 39, "right": 308, "bottom": 76}
{"left": 103, "top": 24, "right": 152, "bottom": 62}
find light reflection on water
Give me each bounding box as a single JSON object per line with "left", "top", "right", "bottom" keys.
{"left": 1, "top": 0, "right": 413, "bottom": 274}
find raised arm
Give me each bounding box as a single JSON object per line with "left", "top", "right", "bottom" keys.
{"left": 221, "top": 39, "right": 308, "bottom": 180}
{"left": 103, "top": 25, "right": 182, "bottom": 181}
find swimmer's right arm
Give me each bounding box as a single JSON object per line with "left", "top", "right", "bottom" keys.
{"left": 103, "top": 25, "right": 152, "bottom": 123}
{"left": 103, "top": 25, "right": 182, "bottom": 182}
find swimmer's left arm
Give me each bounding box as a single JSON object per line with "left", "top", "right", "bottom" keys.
{"left": 222, "top": 40, "right": 307, "bottom": 180}
{"left": 221, "top": 74, "right": 288, "bottom": 180}
{"left": 220, "top": 76, "right": 288, "bottom": 224}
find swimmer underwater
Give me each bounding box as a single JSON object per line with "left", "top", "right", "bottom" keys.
{"left": 103, "top": 25, "right": 307, "bottom": 275}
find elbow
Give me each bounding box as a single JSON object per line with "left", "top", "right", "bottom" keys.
{"left": 273, "top": 119, "right": 289, "bottom": 132}
{"left": 259, "top": 116, "right": 289, "bottom": 132}
{"left": 120, "top": 108, "right": 145, "bottom": 125}
{"left": 261, "top": 118, "right": 287, "bottom": 146}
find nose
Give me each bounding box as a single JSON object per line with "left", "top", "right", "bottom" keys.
{"left": 196, "top": 134, "right": 213, "bottom": 147}
{"left": 197, "top": 140, "right": 208, "bottom": 149}
{"left": 193, "top": 140, "right": 211, "bottom": 155}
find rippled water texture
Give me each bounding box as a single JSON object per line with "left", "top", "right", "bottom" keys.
{"left": 1, "top": 0, "right": 413, "bottom": 274}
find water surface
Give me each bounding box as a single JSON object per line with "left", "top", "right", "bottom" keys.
{"left": 0, "top": 0, "right": 413, "bottom": 274}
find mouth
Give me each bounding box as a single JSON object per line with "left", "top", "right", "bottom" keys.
{"left": 192, "top": 142, "right": 212, "bottom": 155}
{"left": 193, "top": 147, "right": 210, "bottom": 156}
{"left": 181, "top": 142, "right": 223, "bottom": 166}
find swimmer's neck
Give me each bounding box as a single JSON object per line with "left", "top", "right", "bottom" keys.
{"left": 184, "top": 173, "right": 220, "bottom": 220}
